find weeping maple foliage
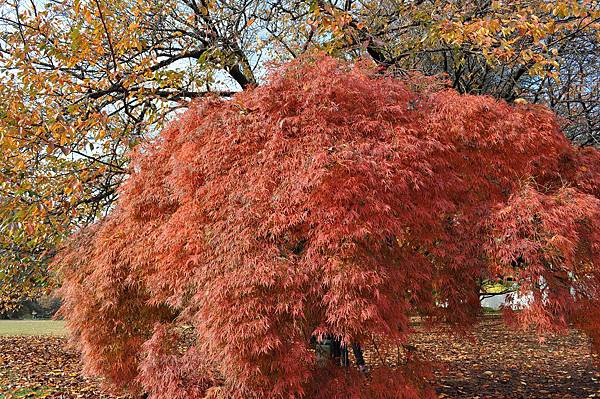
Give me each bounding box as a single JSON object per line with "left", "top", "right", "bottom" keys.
{"left": 54, "top": 55, "right": 600, "bottom": 399}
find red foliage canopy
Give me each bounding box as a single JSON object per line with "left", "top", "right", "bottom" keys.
{"left": 55, "top": 56, "right": 600, "bottom": 399}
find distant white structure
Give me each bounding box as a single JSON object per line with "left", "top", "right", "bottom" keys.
{"left": 481, "top": 292, "right": 534, "bottom": 310}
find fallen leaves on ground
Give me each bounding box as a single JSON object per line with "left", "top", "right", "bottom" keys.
{"left": 416, "top": 316, "right": 600, "bottom": 398}
{"left": 0, "top": 316, "right": 598, "bottom": 398}
{"left": 0, "top": 335, "right": 120, "bottom": 398}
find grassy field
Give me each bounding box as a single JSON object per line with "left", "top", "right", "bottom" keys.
{"left": 0, "top": 320, "right": 66, "bottom": 337}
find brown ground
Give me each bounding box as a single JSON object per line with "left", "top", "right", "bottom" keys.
{"left": 1, "top": 316, "right": 598, "bottom": 398}
{"left": 414, "top": 316, "right": 599, "bottom": 398}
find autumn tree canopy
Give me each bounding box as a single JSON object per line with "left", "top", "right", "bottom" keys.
{"left": 54, "top": 56, "right": 600, "bottom": 399}
{"left": 1, "top": 0, "right": 598, "bottom": 309}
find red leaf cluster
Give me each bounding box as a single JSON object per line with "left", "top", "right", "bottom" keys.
{"left": 54, "top": 55, "right": 600, "bottom": 398}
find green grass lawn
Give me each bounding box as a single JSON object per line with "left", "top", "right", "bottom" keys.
{"left": 0, "top": 320, "right": 66, "bottom": 337}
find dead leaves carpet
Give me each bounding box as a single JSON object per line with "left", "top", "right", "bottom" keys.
{"left": 1, "top": 317, "right": 598, "bottom": 398}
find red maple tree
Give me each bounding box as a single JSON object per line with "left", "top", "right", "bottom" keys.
{"left": 55, "top": 55, "right": 600, "bottom": 399}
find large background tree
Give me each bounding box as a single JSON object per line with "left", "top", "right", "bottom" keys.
{"left": 1, "top": 0, "right": 598, "bottom": 309}
{"left": 55, "top": 55, "right": 600, "bottom": 399}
